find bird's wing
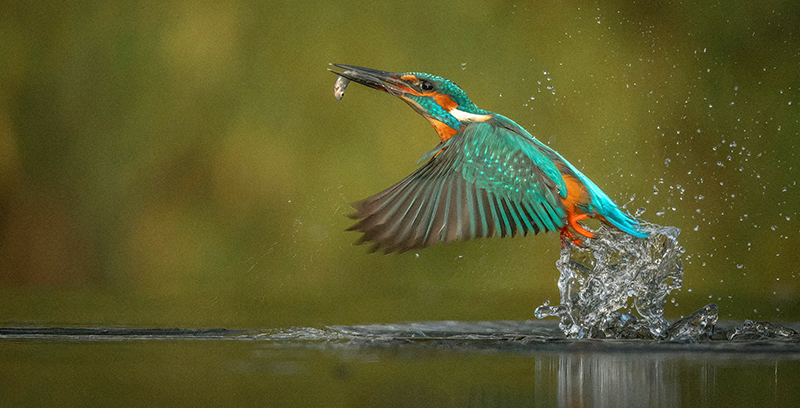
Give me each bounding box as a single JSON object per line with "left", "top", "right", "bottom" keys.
{"left": 348, "top": 120, "right": 568, "bottom": 253}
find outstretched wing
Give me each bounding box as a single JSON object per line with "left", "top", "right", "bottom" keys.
{"left": 348, "top": 120, "right": 568, "bottom": 253}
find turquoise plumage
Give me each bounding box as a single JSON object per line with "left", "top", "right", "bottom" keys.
{"left": 329, "top": 64, "right": 647, "bottom": 252}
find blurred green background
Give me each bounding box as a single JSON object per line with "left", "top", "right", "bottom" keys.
{"left": 0, "top": 0, "right": 797, "bottom": 329}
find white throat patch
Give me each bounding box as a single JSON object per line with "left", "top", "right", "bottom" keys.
{"left": 450, "top": 108, "right": 492, "bottom": 122}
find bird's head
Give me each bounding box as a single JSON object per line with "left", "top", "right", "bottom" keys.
{"left": 329, "top": 64, "right": 492, "bottom": 141}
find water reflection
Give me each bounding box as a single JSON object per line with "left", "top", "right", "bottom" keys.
{"left": 550, "top": 352, "right": 684, "bottom": 408}
{"left": 534, "top": 351, "right": 792, "bottom": 408}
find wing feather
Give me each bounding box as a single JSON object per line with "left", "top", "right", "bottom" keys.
{"left": 348, "top": 119, "right": 568, "bottom": 252}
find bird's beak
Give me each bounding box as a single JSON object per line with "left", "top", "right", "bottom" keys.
{"left": 328, "top": 63, "right": 407, "bottom": 97}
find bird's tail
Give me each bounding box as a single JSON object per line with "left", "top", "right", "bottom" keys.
{"left": 598, "top": 204, "right": 649, "bottom": 238}
{"left": 578, "top": 173, "right": 649, "bottom": 238}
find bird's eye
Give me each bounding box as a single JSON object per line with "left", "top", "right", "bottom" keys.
{"left": 419, "top": 80, "right": 434, "bottom": 91}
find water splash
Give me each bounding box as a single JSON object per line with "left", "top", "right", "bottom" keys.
{"left": 725, "top": 320, "right": 800, "bottom": 341}
{"left": 535, "top": 223, "right": 685, "bottom": 339}
{"left": 667, "top": 303, "right": 718, "bottom": 342}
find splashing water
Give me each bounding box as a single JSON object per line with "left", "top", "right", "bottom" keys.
{"left": 535, "top": 223, "right": 686, "bottom": 339}
{"left": 667, "top": 303, "right": 718, "bottom": 342}
{"left": 725, "top": 320, "right": 800, "bottom": 341}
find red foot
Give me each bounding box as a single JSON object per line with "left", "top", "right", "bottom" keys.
{"left": 560, "top": 228, "right": 583, "bottom": 248}
{"left": 559, "top": 213, "right": 595, "bottom": 248}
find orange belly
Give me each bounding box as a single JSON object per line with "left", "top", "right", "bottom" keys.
{"left": 559, "top": 172, "right": 595, "bottom": 240}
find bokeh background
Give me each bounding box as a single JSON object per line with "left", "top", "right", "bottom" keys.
{"left": 1, "top": 0, "right": 798, "bottom": 329}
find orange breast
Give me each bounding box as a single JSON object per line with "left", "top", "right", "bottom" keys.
{"left": 560, "top": 173, "right": 589, "bottom": 214}
{"left": 429, "top": 118, "right": 458, "bottom": 142}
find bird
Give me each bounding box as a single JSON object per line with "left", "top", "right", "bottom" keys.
{"left": 329, "top": 63, "right": 647, "bottom": 253}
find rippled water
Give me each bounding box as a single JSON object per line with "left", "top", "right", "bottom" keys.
{"left": 258, "top": 320, "right": 800, "bottom": 353}
{"left": 3, "top": 319, "right": 797, "bottom": 347}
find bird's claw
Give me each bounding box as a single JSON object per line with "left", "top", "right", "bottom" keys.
{"left": 560, "top": 213, "right": 595, "bottom": 248}
{"left": 560, "top": 228, "right": 584, "bottom": 248}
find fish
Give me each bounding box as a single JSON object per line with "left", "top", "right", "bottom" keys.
{"left": 334, "top": 75, "right": 351, "bottom": 100}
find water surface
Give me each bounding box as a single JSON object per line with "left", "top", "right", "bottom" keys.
{"left": 3, "top": 321, "right": 799, "bottom": 407}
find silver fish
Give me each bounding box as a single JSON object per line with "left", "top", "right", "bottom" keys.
{"left": 334, "top": 75, "right": 351, "bottom": 100}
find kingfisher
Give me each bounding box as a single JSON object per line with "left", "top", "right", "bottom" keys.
{"left": 329, "top": 63, "right": 648, "bottom": 253}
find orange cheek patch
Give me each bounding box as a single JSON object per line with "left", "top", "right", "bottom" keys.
{"left": 434, "top": 94, "right": 457, "bottom": 111}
